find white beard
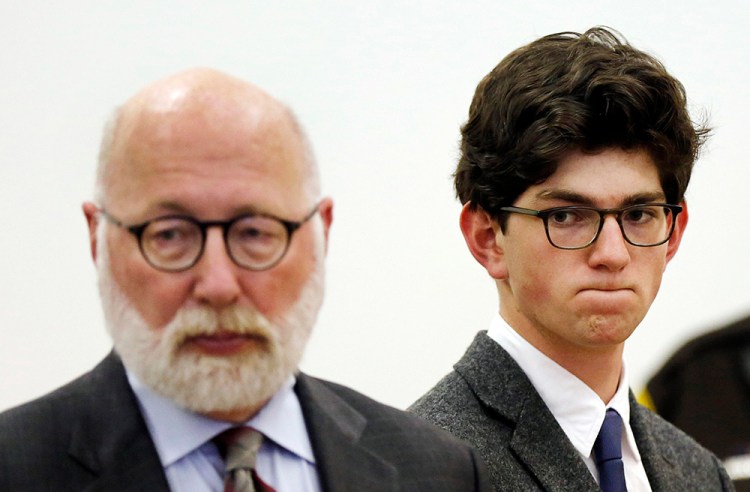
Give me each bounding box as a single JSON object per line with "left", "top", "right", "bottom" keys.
{"left": 96, "top": 222, "right": 325, "bottom": 417}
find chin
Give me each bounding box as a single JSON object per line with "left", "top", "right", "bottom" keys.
{"left": 111, "top": 308, "right": 310, "bottom": 415}
{"left": 95, "top": 223, "right": 326, "bottom": 417}
{"left": 584, "top": 314, "right": 637, "bottom": 345}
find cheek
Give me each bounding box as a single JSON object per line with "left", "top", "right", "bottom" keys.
{"left": 506, "top": 243, "right": 561, "bottom": 305}
{"left": 240, "top": 245, "right": 318, "bottom": 320}
{"left": 241, "top": 274, "right": 298, "bottom": 319}
{"left": 641, "top": 256, "right": 668, "bottom": 302}
{"left": 108, "top": 245, "right": 189, "bottom": 328}
{"left": 513, "top": 267, "right": 554, "bottom": 307}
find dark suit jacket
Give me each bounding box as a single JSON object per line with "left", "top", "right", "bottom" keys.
{"left": 0, "top": 352, "right": 491, "bottom": 491}
{"left": 409, "top": 332, "right": 733, "bottom": 491}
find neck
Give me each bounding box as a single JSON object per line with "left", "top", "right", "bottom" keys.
{"left": 499, "top": 310, "right": 625, "bottom": 403}
{"left": 547, "top": 346, "right": 624, "bottom": 403}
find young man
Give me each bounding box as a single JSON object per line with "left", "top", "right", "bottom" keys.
{"left": 0, "top": 68, "right": 490, "bottom": 492}
{"left": 410, "top": 28, "right": 733, "bottom": 491}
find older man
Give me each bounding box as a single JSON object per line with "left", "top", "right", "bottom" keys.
{"left": 0, "top": 69, "right": 489, "bottom": 491}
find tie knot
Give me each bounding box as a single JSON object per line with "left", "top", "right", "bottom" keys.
{"left": 594, "top": 408, "right": 623, "bottom": 464}
{"left": 214, "top": 427, "right": 265, "bottom": 472}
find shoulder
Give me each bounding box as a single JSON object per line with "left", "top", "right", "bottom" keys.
{"left": 0, "top": 353, "right": 129, "bottom": 461}
{"left": 296, "top": 374, "right": 492, "bottom": 491}
{"left": 632, "top": 403, "right": 732, "bottom": 488}
{"left": 408, "top": 332, "right": 527, "bottom": 440}
{"left": 409, "top": 369, "right": 482, "bottom": 429}
{"left": 0, "top": 361, "right": 102, "bottom": 441}
{"left": 407, "top": 338, "right": 533, "bottom": 478}
{"left": 298, "top": 373, "right": 472, "bottom": 446}
{"left": 0, "top": 359, "right": 112, "bottom": 490}
{"left": 634, "top": 402, "right": 710, "bottom": 452}
{"left": 0, "top": 352, "right": 123, "bottom": 417}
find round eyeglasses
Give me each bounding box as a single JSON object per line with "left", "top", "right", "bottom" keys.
{"left": 99, "top": 203, "right": 320, "bottom": 272}
{"left": 498, "top": 203, "right": 682, "bottom": 250}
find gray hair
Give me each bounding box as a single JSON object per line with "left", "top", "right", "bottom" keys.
{"left": 94, "top": 107, "right": 121, "bottom": 205}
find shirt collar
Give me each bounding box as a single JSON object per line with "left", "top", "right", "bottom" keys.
{"left": 487, "top": 314, "right": 632, "bottom": 458}
{"left": 127, "top": 372, "right": 316, "bottom": 467}
{"left": 249, "top": 377, "right": 316, "bottom": 464}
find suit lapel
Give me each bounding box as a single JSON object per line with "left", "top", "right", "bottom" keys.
{"left": 456, "top": 332, "right": 599, "bottom": 491}
{"left": 629, "top": 394, "right": 681, "bottom": 491}
{"left": 67, "top": 353, "right": 170, "bottom": 492}
{"left": 509, "top": 392, "right": 599, "bottom": 491}
{"left": 295, "top": 374, "right": 397, "bottom": 492}
{"left": 79, "top": 439, "right": 169, "bottom": 492}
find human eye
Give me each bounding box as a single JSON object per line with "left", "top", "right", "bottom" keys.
{"left": 233, "top": 217, "right": 283, "bottom": 242}
{"left": 230, "top": 216, "right": 286, "bottom": 261}
{"left": 547, "top": 208, "right": 590, "bottom": 227}
{"left": 146, "top": 219, "right": 192, "bottom": 242}
{"left": 142, "top": 219, "right": 199, "bottom": 259}
{"left": 623, "top": 205, "right": 660, "bottom": 225}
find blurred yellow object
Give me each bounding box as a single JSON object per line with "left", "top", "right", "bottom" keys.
{"left": 636, "top": 388, "right": 656, "bottom": 411}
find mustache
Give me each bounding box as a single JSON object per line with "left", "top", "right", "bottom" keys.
{"left": 164, "top": 305, "right": 275, "bottom": 349}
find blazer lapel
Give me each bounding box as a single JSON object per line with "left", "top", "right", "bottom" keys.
{"left": 456, "top": 332, "right": 599, "bottom": 491}
{"left": 629, "top": 394, "right": 681, "bottom": 490}
{"left": 295, "top": 374, "right": 398, "bottom": 492}
{"left": 67, "top": 353, "right": 170, "bottom": 492}
{"left": 78, "top": 437, "right": 169, "bottom": 492}
{"left": 509, "top": 392, "right": 599, "bottom": 491}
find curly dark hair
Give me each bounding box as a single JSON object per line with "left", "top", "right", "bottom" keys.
{"left": 454, "top": 27, "right": 709, "bottom": 222}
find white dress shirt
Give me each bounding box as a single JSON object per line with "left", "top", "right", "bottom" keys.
{"left": 127, "top": 373, "right": 321, "bottom": 492}
{"left": 487, "top": 314, "right": 652, "bottom": 491}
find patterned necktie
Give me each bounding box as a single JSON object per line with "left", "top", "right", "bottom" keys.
{"left": 214, "top": 427, "right": 276, "bottom": 492}
{"left": 594, "top": 408, "right": 627, "bottom": 492}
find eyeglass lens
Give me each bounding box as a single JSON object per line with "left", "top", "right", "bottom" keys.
{"left": 140, "top": 216, "right": 290, "bottom": 270}
{"left": 546, "top": 205, "right": 675, "bottom": 249}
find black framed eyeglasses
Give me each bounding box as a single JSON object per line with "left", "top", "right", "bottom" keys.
{"left": 99, "top": 203, "right": 320, "bottom": 272}
{"left": 498, "top": 203, "right": 683, "bottom": 250}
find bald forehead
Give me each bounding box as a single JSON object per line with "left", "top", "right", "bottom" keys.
{"left": 99, "top": 69, "right": 317, "bottom": 206}
{"left": 117, "top": 69, "right": 290, "bottom": 151}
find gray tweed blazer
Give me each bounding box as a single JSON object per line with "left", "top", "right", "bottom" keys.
{"left": 0, "top": 352, "right": 491, "bottom": 491}
{"left": 409, "top": 331, "right": 734, "bottom": 491}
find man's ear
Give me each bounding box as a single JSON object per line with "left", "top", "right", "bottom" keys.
{"left": 459, "top": 202, "right": 508, "bottom": 279}
{"left": 82, "top": 201, "right": 100, "bottom": 264}
{"left": 317, "top": 197, "right": 333, "bottom": 255}
{"left": 665, "top": 200, "right": 689, "bottom": 264}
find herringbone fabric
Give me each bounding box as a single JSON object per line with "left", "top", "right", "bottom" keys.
{"left": 409, "top": 331, "right": 735, "bottom": 491}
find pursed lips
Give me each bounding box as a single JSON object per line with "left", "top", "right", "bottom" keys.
{"left": 577, "top": 284, "right": 635, "bottom": 293}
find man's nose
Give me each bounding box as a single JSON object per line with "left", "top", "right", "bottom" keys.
{"left": 191, "top": 227, "right": 242, "bottom": 308}
{"left": 587, "top": 216, "right": 630, "bottom": 271}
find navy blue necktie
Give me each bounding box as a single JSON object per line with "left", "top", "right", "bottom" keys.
{"left": 594, "top": 408, "right": 627, "bottom": 492}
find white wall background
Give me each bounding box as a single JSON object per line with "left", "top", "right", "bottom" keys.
{"left": 2, "top": 0, "right": 749, "bottom": 412}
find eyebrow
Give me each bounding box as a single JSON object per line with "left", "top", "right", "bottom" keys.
{"left": 535, "top": 189, "right": 667, "bottom": 207}
{"left": 149, "top": 201, "right": 193, "bottom": 216}
{"left": 147, "top": 201, "right": 269, "bottom": 219}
